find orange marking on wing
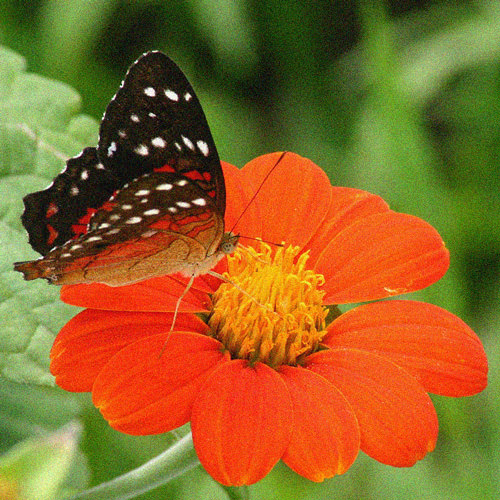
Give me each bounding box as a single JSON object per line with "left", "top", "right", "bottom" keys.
{"left": 46, "top": 202, "right": 58, "bottom": 218}
{"left": 208, "top": 190, "right": 216, "bottom": 198}
{"left": 72, "top": 208, "right": 97, "bottom": 236}
{"left": 184, "top": 170, "right": 204, "bottom": 181}
{"left": 203, "top": 172, "right": 211, "bottom": 181}
{"left": 47, "top": 224, "right": 58, "bottom": 245}
{"left": 176, "top": 212, "right": 212, "bottom": 225}
{"left": 154, "top": 164, "right": 176, "bottom": 173}
{"left": 149, "top": 211, "right": 214, "bottom": 237}
{"left": 100, "top": 200, "right": 116, "bottom": 211}
{"left": 149, "top": 218, "right": 176, "bottom": 231}
{"left": 184, "top": 220, "right": 215, "bottom": 239}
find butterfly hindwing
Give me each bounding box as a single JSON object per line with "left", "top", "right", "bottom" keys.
{"left": 15, "top": 172, "right": 224, "bottom": 285}
{"left": 21, "top": 147, "right": 121, "bottom": 255}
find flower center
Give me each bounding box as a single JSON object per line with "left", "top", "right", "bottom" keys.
{"left": 208, "top": 242, "right": 329, "bottom": 368}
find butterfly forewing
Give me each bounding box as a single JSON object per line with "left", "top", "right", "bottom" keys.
{"left": 99, "top": 51, "right": 225, "bottom": 215}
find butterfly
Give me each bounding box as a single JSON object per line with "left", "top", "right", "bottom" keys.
{"left": 14, "top": 51, "right": 238, "bottom": 286}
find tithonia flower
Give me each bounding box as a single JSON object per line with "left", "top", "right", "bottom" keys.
{"left": 51, "top": 153, "right": 488, "bottom": 486}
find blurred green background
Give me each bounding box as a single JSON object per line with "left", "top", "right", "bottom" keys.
{"left": 0, "top": 0, "right": 499, "bottom": 499}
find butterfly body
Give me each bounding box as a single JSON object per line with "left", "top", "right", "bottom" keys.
{"left": 14, "top": 51, "right": 237, "bottom": 286}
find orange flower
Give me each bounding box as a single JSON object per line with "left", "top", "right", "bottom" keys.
{"left": 51, "top": 153, "right": 488, "bottom": 486}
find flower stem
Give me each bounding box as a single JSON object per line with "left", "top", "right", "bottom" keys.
{"left": 221, "top": 485, "right": 250, "bottom": 500}
{"left": 65, "top": 433, "right": 199, "bottom": 500}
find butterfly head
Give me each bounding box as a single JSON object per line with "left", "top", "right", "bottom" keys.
{"left": 219, "top": 232, "right": 239, "bottom": 255}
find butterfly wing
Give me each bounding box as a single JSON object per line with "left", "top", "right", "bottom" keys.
{"left": 21, "top": 148, "right": 121, "bottom": 255}
{"left": 98, "top": 51, "right": 225, "bottom": 215}
{"left": 15, "top": 51, "right": 228, "bottom": 286}
{"left": 15, "top": 172, "right": 224, "bottom": 285}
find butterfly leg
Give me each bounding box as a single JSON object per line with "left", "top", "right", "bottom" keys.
{"left": 158, "top": 273, "right": 197, "bottom": 358}
{"left": 171, "top": 273, "right": 196, "bottom": 332}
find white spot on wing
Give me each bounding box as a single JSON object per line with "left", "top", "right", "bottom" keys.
{"left": 106, "top": 228, "right": 121, "bottom": 235}
{"left": 168, "top": 206, "right": 178, "bottom": 213}
{"left": 118, "top": 130, "right": 127, "bottom": 138}
{"left": 134, "top": 189, "right": 150, "bottom": 196}
{"left": 144, "top": 87, "right": 156, "bottom": 97}
{"left": 126, "top": 216, "right": 142, "bottom": 224}
{"left": 107, "top": 141, "right": 117, "bottom": 157}
{"left": 70, "top": 244, "right": 82, "bottom": 250}
{"left": 174, "top": 142, "right": 182, "bottom": 151}
{"left": 148, "top": 112, "right": 157, "bottom": 118}
{"left": 70, "top": 186, "right": 79, "bottom": 196}
{"left": 62, "top": 252, "right": 72, "bottom": 258}
{"left": 134, "top": 144, "right": 149, "bottom": 156}
{"left": 196, "top": 140, "right": 209, "bottom": 157}
{"left": 176, "top": 179, "right": 188, "bottom": 186}
{"left": 96, "top": 163, "right": 105, "bottom": 170}
{"left": 181, "top": 135, "right": 195, "bottom": 150}
{"left": 184, "top": 92, "right": 192, "bottom": 101}
{"left": 86, "top": 236, "right": 103, "bottom": 242}
{"left": 98, "top": 223, "right": 111, "bottom": 229}
{"left": 151, "top": 137, "right": 166, "bottom": 148}
{"left": 165, "top": 89, "right": 179, "bottom": 101}
{"left": 109, "top": 214, "right": 121, "bottom": 221}
{"left": 144, "top": 208, "right": 160, "bottom": 216}
{"left": 156, "top": 183, "right": 173, "bottom": 191}
{"left": 192, "top": 198, "right": 207, "bottom": 206}
{"left": 130, "top": 114, "right": 140, "bottom": 123}
{"left": 121, "top": 204, "right": 132, "bottom": 210}
{"left": 80, "top": 170, "right": 89, "bottom": 180}
{"left": 176, "top": 201, "right": 191, "bottom": 208}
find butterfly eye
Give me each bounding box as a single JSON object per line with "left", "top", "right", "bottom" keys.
{"left": 220, "top": 235, "right": 239, "bottom": 255}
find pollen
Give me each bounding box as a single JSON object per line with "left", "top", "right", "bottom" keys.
{"left": 209, "top": 243, "right": 329, "bottom": 368}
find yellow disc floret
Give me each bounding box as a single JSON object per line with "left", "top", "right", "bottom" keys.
{"left": 209, "top": 242, "right": 329, "bottom": 368}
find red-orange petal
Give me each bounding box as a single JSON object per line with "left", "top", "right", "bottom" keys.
{"left": 279, "top": 365, "right": 359, "bottom": 481}
{"left": 92, "top": 332, "right": 228, "bottom": 435}
{"left": 324, "top": 300, "right": 488, "bottom": 396}
{"left": 307, "top": 349, "right": 438, "bottom": 467}
{"left": 240, "top": 152, "right": 332, "bottom": 247}
{"left": 316, "top": 211, "right": 450, "bottom": 304}
{"left": 50, "top": 309, "right": 208, "bottom": 392}
{"left": 303, "top": 187, "right": 390, "bottom": 267}
{"left": 61, "top": 275, "right": 211, "bottom": 312}
{"left": 191, "top": 360, "right": 293, "bottom": 486}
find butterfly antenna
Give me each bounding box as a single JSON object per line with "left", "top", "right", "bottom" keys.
{"left": 238, "top": 235, "right": 284, "bottom": 247}
{"left": 229, "top": 151, "right": 288, "bottom": 234}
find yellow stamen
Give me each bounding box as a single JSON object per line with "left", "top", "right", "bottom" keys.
{"left": 208, "top": 242, "right": 328, "bottom": 368}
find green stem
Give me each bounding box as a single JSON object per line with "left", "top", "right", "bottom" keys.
{"left": 221, "top": 485, "right": 250, "bottom": 500}
{"left": 66, "top": 433, "right": 199, "bottom": 500}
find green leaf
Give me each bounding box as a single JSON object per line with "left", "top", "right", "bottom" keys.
{"left": 0, "top": 422, "right": 84, "bottom": 500}
{"left": 0, "top": 379, "right": 83, "bottom": 452}
{"left": 0, "top": 44, "right": 99, "bottom": 386}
